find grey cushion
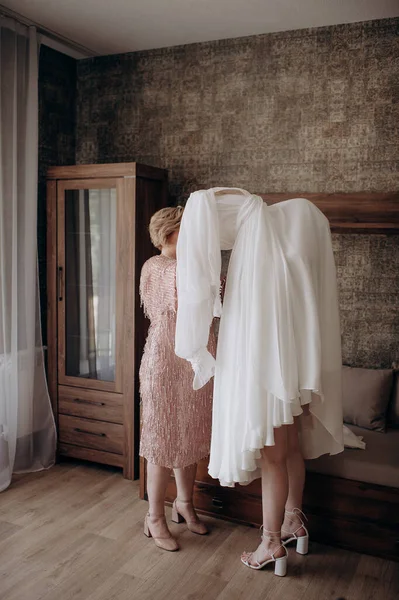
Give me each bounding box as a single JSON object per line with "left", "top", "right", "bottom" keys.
{"left": 342, "top": 366, "right": 393, "bottom": 432}
{"left": 387, "top": 370, "right": 399, "bottom": 428}
{"left": 306, "top": 425, "right": 399, "bottom": 488}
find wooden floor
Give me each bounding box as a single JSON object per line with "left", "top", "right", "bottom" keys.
{"left": 0, "top": 461, "right": 398, "bottom": 600}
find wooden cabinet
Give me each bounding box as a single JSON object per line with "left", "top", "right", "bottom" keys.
{"left": 47, "top": 163, "right": 168, "bottom": 479}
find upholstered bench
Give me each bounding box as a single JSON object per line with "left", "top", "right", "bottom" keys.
{"left": 307, "top": 425, "right": 399, "bottom": 488}
{"left": 304, "top": 367, "right": 399, "bottom": 561}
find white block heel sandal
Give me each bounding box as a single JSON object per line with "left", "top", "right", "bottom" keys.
{"left": 241, "top": 529, "right": 288, "bottom": 576}
{"left": 282, "top": 508, "right": 309, "bottom": 555}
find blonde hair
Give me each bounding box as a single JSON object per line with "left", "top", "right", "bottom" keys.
{"left": 149, "top": 206, "right": 184, "bottom": 250}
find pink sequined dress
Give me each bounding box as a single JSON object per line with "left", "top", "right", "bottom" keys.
{"left": 139, "top": 254, "right": 215, "bottom": 468}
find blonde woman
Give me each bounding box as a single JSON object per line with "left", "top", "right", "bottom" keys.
{"left": 139, "top": 206, "right": 215, "bottom": 551}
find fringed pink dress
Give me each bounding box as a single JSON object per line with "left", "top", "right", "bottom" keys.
{"left": 139, "top": 255, "right": 215, "bottom": 468}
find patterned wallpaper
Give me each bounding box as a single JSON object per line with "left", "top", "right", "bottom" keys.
{"left": 38, "top": 46, "right": 77, "bottom": 346}
{"left": 74, "top": 18, "right": 399, "bottom": 368}
{"left": 333, "top": 234, "right": 398, "bottom": 368}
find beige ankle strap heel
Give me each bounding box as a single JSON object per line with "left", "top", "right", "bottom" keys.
{"left": 171, "top": 499, "right": 208, "bottom": 535}
{"left": 144, "top": 514, "right": 179, "bottom": 552}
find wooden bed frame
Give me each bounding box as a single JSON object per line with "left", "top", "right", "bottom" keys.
{"left": 140, "top": 191, "right": 399, "bottom": 561}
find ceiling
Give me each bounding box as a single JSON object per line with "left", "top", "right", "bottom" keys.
{"left": 2, "top": 0, "right": 399, "bottom": 56}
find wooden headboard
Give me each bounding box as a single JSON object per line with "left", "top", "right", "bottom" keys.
{"left": 258, "top": 192, "right": 399, "bottom": 234}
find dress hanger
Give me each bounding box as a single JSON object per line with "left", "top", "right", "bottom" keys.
{"left": 214, "top": 188, "right": 247, "bottom": 196}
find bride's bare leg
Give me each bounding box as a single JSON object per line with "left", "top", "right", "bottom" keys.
{"left": 241, "top": 426, "right": 289, "bottom": 566}
{"left": 282, "top": 419, "right": 307, "bottom": 538}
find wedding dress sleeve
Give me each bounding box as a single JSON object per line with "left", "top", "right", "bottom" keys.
{"left": 175, "top": 190, "right": 221, "bottom": 390}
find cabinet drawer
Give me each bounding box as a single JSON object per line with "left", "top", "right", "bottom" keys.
{"left": 58, "top": 414, "right": 124, "bottom": 455}
{"left": 58, "top": 386, "right": 123, "bottom": 424}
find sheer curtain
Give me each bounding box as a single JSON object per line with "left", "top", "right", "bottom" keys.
{"left": 82, "top": 189, "right": 116, "bottom": 382}
{"left": 0, "top": 17, "right": 56, "bottom": 492}
{"left": 66, "top": 189, "right": 116, "bottom": 381}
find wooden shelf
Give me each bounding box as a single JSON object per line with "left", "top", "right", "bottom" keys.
{"left": 259, "top": 192, "right": 399, "bottom": 234}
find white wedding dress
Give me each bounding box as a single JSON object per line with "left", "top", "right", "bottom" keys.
{"left": 175, "top": 188, "right": 344, "bottom": 487}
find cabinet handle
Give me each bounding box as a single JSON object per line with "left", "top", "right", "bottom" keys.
{"left": 73, "top": 398, "right": 105, "bottom": 407}
{"left": 212, "top": 497, "right": 223, "bottom": 509}
{"left": 73, "top": 428, "right": 106, "bottom": 437}
{"left": 58, "top": 266, "right": 63, "bottom": 301}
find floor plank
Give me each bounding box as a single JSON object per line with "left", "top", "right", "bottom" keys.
{"left": 0, "top": 461, "right": 397, "bottom": 600}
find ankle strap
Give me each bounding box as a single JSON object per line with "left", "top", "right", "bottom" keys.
{"left": 147, "top": 512, "right": 166, "bottom": 520}
{"left": 260, "top": 527, "right": 287, "bottom": 560}
{"left": 260, "top": 526, "right": 282, "bottom": 541}
{"left": 285, "top": 508, "right": 307, "bottom": 522}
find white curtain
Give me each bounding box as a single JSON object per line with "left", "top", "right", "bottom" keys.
{"left": 0, "top": 17, "right": 56, "bottom": 492}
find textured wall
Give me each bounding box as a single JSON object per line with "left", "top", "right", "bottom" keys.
{"left": 38, "top": 46, "right": 77, "bottom": 346}
{"left": 333, "top": 234, "right": 399, "bottom": 368}
{"left": 75, "top": 18, "right": 399, "bottom": 368}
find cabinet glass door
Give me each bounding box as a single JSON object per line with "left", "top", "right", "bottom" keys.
{"left": 57, "top": 179, "right": 121, "bottom": 392}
